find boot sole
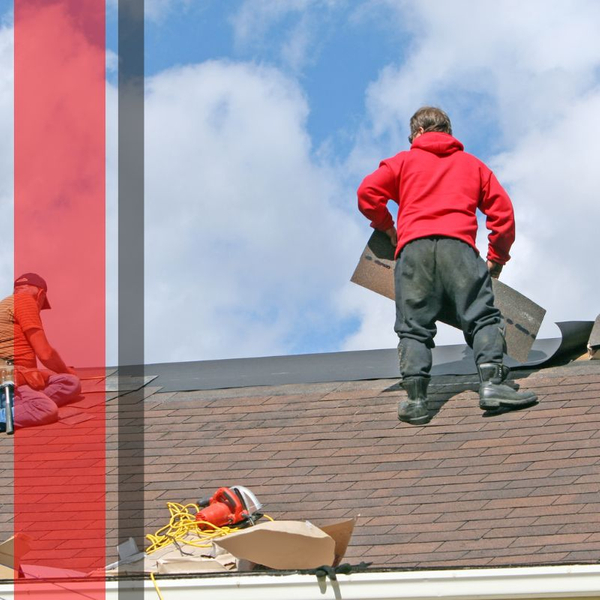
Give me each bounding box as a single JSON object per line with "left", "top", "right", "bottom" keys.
{"left": 398, "top": 413, "right": 431, "bottom": 425}
{"left": 480, "top": 395, "right": 538, "bottom": 411}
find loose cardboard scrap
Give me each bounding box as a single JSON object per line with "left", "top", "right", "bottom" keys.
{"left": 0, "top": 564, "right": 14, "bottom": 579}
{"left": 351, "top": 230, "right": 546, "bottom": 363}
{"left": 214, "top": 520, "right": 336, "bottom": 570}
{"left": 0, "top": 535, "right": 89, "bottom": 580}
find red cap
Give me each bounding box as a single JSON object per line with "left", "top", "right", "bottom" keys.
{"left": 14, "top": 273, "right": 51, "bottom": 310}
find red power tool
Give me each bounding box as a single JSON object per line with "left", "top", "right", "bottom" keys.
{"left": 196, "top": 485, "right": 262, "bottom": 530}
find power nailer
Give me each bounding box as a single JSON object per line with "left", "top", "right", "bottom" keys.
{"left": 196, "top": 485, "right": 262, "bottom": 529}
{"left": 0, "top": 359, "right": 15, "bottom": 435}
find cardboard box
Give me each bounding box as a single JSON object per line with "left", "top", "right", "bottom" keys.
{"left": 105, "top": 518, "right": 357, "bottom": 575}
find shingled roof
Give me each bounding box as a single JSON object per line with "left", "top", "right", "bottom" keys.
{"left": 136, "top": 358, "right": 600, "bottom": 569}
{"left": 1, "top": 356, "right": 599, "bottom": 573}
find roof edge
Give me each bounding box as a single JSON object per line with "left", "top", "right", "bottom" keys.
{"left": 2, "top": 564, "right": 600, "bottom": 599}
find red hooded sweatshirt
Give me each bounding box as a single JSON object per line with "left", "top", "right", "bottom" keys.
{"left": 357, "top": 132, "right": 515, "bottom": 265}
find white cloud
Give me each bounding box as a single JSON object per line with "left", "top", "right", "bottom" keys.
{"left": 350, "top": 0, "right": 600, "bottom": 154}
{"left": 341, "top": 0, "right": 600, "bottom": 350}
{"left": 490, "top": 93, "right": 600, "bottom": 328}
{"left": 143, "top": 60, "right": 363, "bottom": 362}
{"left": 336, "top": 282, "right": 397, "bottom": 351}
{"left": 106, "top": 49, "right": 118, "bottom": 73}
{"left": 231, "top": 0, "right": 343, "bottom": 72}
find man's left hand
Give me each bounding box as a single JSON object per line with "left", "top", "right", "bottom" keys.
{"left": 385, "top": 226, "right": 398, "bottom": 248}
{"left": 487, "top": 260, "right": 503, "bottom": 279}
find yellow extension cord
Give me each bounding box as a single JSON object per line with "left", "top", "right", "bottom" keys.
{"left": 147, "top": 501, "right": 273, "bottom": 599}
{"left": 145, "top": 502, "right": 246, "bottom": 554}
{"left": 150, "top": 572, "right": 165, "bottom": 600}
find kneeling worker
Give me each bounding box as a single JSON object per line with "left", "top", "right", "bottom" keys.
{"left": 357, "top": 106, "right": 537, "bottom": 424}
{"left": 0, "top": 273, "right": 81, "bottom": 428}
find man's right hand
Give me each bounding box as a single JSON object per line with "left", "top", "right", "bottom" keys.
{"left": 385, "top": 226, "right": 398, "bottom": 248}
{"left": 487, "top": 260, "right": 503, "bottom": 279}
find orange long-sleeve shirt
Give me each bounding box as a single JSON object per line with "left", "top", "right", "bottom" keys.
{"left": 0, "top": 292, "right": 43, "bottom": 368}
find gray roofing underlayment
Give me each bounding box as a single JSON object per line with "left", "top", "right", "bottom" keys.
{"left": 142, "top": 320, "right": 594, "bottom": 392}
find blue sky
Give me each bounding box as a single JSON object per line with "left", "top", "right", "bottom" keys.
{"left": 142, "top": 2, "right": 404, "bottom": 158}
{"left": 2, "top": 1, "right": 600, "bottom": 365}
{"left": 135, "top": 1, "right": 502, "bottom": 164}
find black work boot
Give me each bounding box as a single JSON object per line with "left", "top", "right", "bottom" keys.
{"left": 478, "top": 363, "right": 538, "bottom": 411}
{"left": 398, "top": 377, "right": 431, "bottom": 425}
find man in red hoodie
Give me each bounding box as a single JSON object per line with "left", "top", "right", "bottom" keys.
{"left": 358, "top": 106, "right": 537, "bottom": 425}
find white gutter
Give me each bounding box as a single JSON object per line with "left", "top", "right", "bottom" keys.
{"left": 0, "top": 564, "right": 599, "bottom": 599}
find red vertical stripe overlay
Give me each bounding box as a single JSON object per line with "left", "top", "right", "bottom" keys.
{"left": 14, "top": 0, "right": 105, "bottom": 596}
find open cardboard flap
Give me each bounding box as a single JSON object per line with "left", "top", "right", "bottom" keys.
{"left": 156, "top": 557, "right": 229, "bottom": 574}
{"left": 214, "top": 518, "right": 356, "bottom": 571}
{"left": 351, "top": 230, "right": 546, "bottom": 363}
{"left": 320, "top": 517, "right": 357, "bottom": 567}
{"left": 0, "top": 534, "right": 32, "bottom": 579}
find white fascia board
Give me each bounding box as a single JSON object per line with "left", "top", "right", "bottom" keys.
{"left": 1, "top": 565, "right": 600, "bottom": 599}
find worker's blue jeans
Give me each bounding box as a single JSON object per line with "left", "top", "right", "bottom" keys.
{"left": 394, "top": 237, "right": 505, "bottom": 380}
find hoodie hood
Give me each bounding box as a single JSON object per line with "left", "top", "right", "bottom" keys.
{"left": 411, "top": 132, "right": 464, "bottom": 156}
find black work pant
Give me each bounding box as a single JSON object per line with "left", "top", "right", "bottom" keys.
{"left": 394, "top": 237, "right": 505, "bottom": 380}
